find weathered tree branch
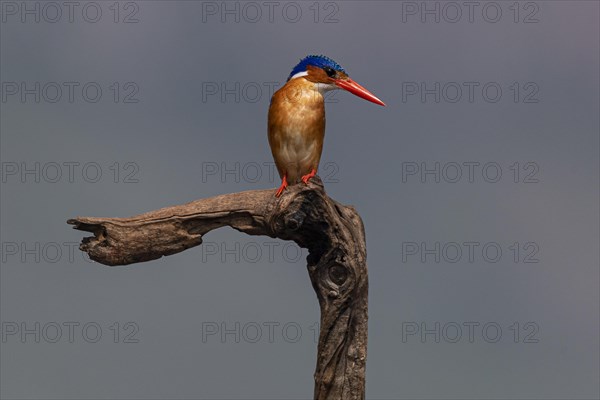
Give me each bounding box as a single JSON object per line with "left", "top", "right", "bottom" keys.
{"left": 67, "top": 177, "right": 368, "bottom": 399}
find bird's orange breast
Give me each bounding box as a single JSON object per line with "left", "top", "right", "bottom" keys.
{"left": 268, "top": 78, "right": 326, "bottom": 184}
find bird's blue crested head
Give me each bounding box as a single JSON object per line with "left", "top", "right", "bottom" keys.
{"left": 287, "top": 55, "right": 346, "bottom": 81}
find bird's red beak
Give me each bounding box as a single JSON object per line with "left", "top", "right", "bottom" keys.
{"left": 334, "top": 78, "right": 386, "bottom": 106}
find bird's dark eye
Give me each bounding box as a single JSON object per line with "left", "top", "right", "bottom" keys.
{"left": 323, "top": 67, "right": 336, "bottom": 78}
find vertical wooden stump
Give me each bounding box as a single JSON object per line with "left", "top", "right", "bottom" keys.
{"left": 68, "top": 177, "right": 368, "bottom": 399}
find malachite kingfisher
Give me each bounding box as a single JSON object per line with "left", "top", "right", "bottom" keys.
{"left": 268, "top": 55, "right": 385, "bottom": 197}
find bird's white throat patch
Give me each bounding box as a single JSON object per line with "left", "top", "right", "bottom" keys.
{"left": 315, "top": 82, "right": 338, "bottom": 94}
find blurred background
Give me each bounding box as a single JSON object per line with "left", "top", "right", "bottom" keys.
{"left": 1, "top": 1, "right": 598, "bottom": 399}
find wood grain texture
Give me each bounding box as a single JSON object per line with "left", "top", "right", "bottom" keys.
{"left": 67, "top": 177, "right": 368, "bottom": 399}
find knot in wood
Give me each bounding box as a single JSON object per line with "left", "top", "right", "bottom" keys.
{"left": 328, "top": 264, "right": 348, "bottom": 286}
{"left": 284, "top": 211, "right": 305, "bottom": 231}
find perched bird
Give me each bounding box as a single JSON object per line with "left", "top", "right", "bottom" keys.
{"left": 268, "top": 55, "right": 385, "bottom": 197}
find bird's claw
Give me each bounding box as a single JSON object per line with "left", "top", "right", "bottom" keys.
{"left": 275, "top": 176, "right": 288, "bottom": 197}
{"left": 301, "top": 169, "right": 317, "bottom": 185}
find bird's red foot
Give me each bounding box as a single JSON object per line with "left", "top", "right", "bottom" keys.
{"left": 301, "top": 169, "right": 317, "bottom": 185}
{"left": 275, "top": 175, "right": 288, "bottom": 197}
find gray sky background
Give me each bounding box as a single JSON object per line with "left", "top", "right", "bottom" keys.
{"left": 1, "top": 1, "right": 599, "bottom": 399}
